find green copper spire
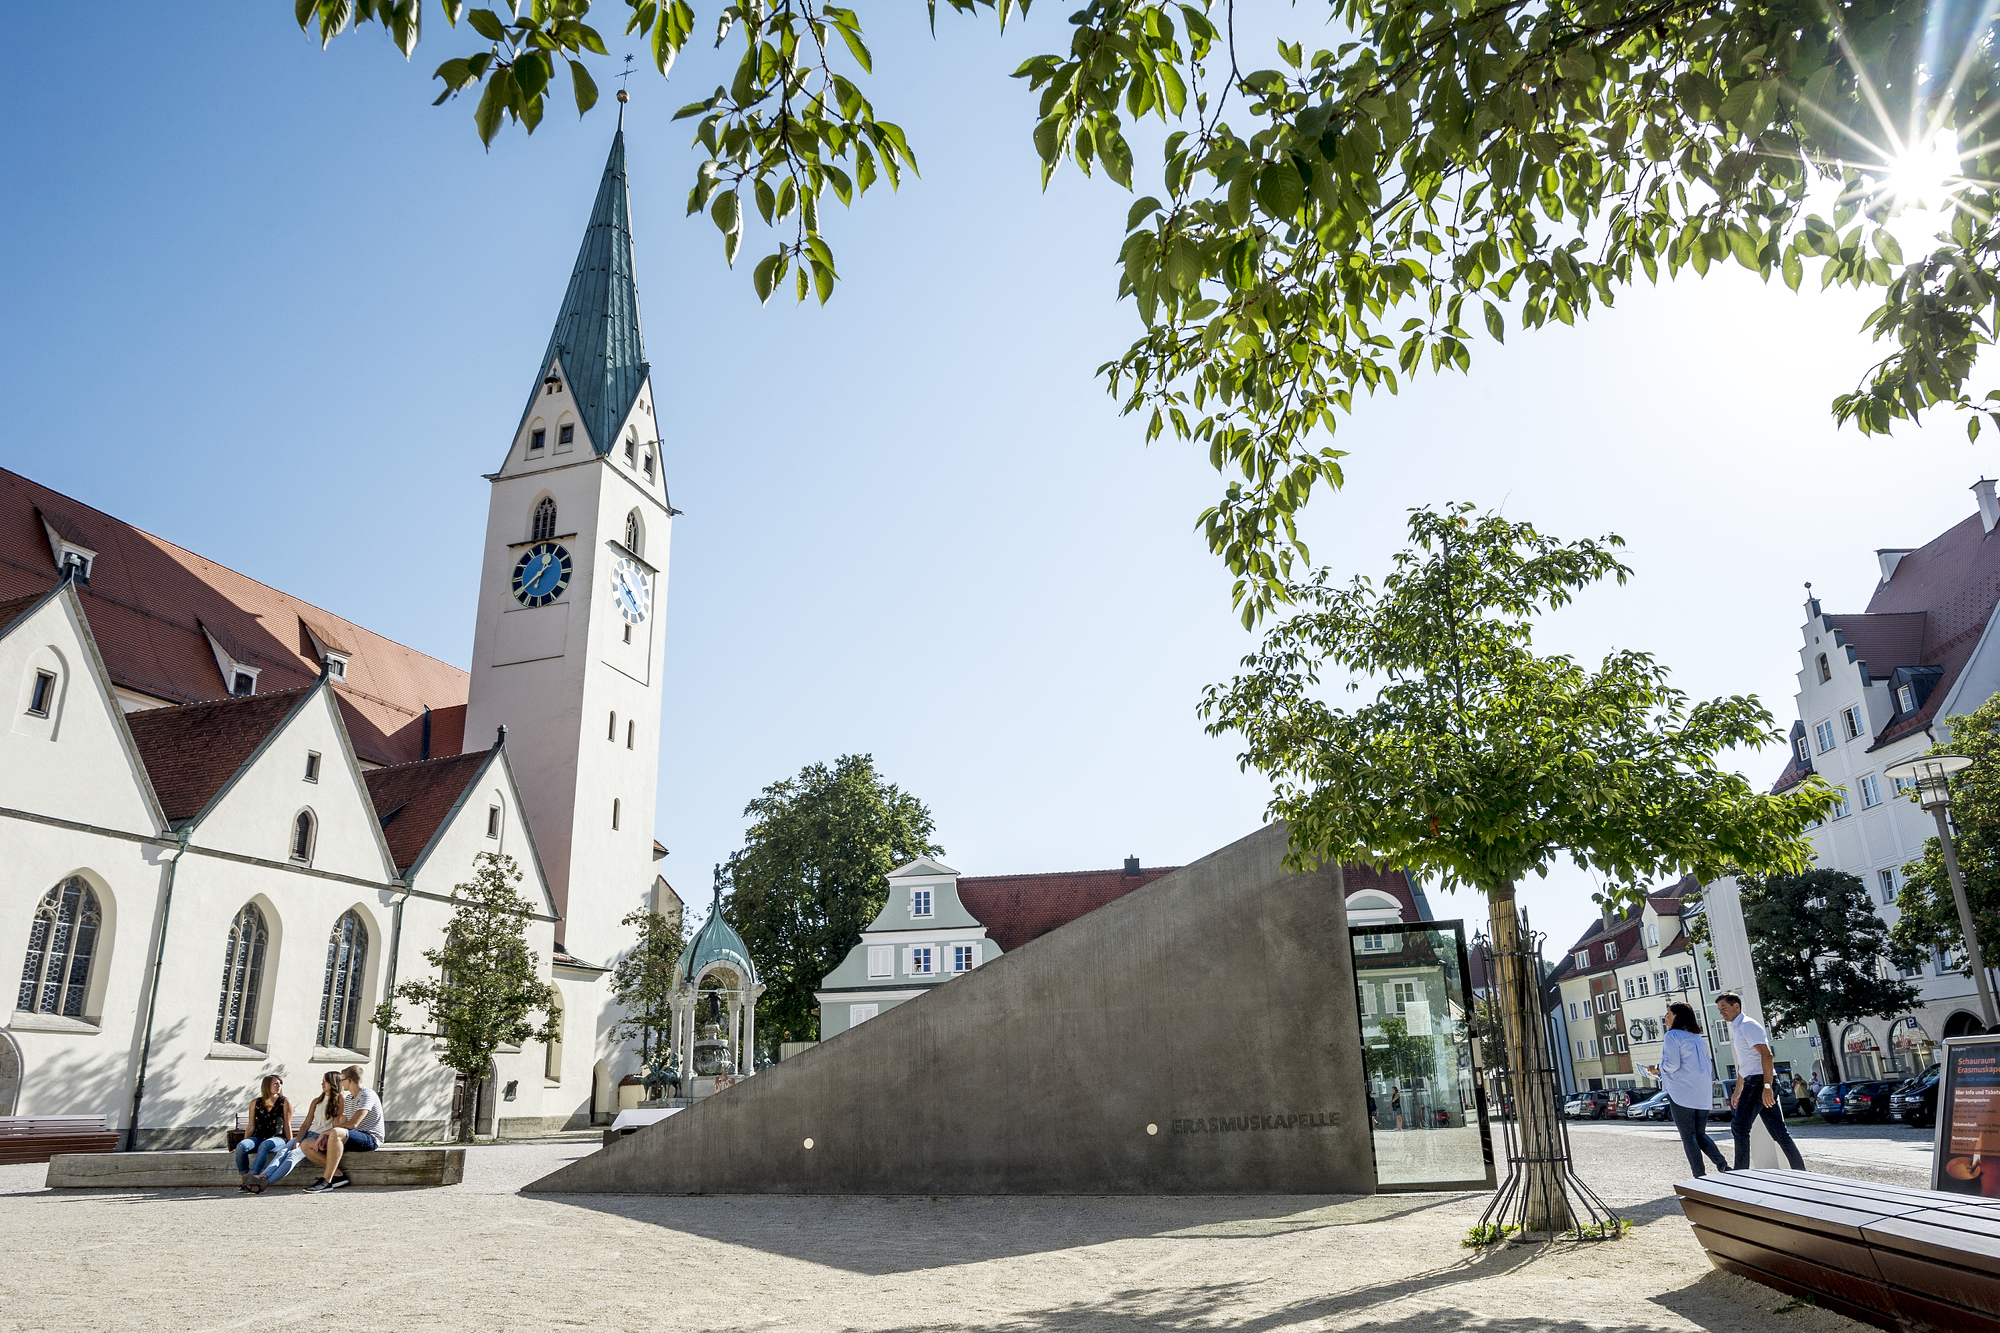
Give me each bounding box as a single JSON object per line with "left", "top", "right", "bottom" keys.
{"left": 522, "top": 125, "right": 649, "bottom": 455}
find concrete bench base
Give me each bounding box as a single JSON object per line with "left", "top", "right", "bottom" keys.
{"left": 46, "top": 1148, "right": 466, "bottom": 1190}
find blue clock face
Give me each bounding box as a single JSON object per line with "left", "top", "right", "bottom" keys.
{"left": 512, "top": 542, "right": 572, "bottom": 607}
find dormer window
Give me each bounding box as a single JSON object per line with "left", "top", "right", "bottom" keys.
{"left": 531, "top": 428, "right": 546, "bottom": 452}
{"left": 59, "top": 551, "right": 92, "bottom": 583}
{"left": 230, "top": 671, "right": 255, "bottom": 697}
{"left": 1605, "top": 942, "right": 1618, "bottom": 961}
{"left": 912, "top": 888, "right": 933, "bottom": 917}
{"left": 1795, "top": 735, "right": 1811, "bottom": 765}
{"left": 323, "top": 654, "right": 348, "bottom": 680}
{"left": 1574, "top": 950, "right": 1590, "bottom": 968}
{"left": 1897, "top": 684, "right": 1916, "bottom": 712}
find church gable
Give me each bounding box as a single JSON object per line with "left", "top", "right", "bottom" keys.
{"left": 372, "top": 745, "right": 557, "bottom": 918}
{"left": 165, "top": 683, "right": 397, "bottom": 884}
{"left": 0, "top": 583, "right": 163, "bottom": 834}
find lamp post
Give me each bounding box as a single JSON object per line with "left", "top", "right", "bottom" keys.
{"left": 1885, "top": 754, "right": 1999, "bottom": 1031}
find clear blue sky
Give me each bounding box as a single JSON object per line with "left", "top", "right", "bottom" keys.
{"left": 2, "top": 8, "right": 1984, "bottom": 957}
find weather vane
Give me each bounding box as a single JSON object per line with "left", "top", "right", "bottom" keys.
{"left": 617, "top": 52, "right": 636, "bottom": 105}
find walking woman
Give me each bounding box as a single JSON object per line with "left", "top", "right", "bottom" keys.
{"left": 1645, "top": 1002, "right": 1729, "bottom": 1178}
{"left": 245, "top": 1072, "right": 341, "bottom": 1195}
{"left": 233, "top": 1074, "right": 291, "bottom": 1189}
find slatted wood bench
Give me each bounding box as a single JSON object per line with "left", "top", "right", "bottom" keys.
{"left": 1677, "top": 1168, "right": 2000, "bottom": 1333}
{"left": 0, "top": 1116, "right": 120, "bottom": 1166}
{"left": 45, "top": 1147, "right": 466, "bottom": 1189}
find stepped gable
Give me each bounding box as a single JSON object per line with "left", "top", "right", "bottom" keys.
{"left": 527, "top": 825, "right": 1372, "bottom": 1196}
{"left": 957, "top": 864, "right": 1179, "bottom": 952}
{"left": 0, "top": 467, "right": 467, "bottom": 765}
{"left": 365, "top": 749, "right": 494, "bottom": 872}
{"left": 125, "top": 687, "right": 315, "bottom": 824}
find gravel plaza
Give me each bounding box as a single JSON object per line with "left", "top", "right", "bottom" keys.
{"left": 0, "top": 1120, "right": 1939, "bottom": 1333}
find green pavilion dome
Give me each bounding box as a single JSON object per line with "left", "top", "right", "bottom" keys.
{"left": 681, "top": 877, "right": 758, "bottom": 986}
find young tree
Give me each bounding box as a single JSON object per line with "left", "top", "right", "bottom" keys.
{"left": 373, "top": 852, "right": 560, "bottom": 1142}
{"left": 1202, "top": 504, "right": 1831, "bottom": 1230}
{"left": 1739, "top": 869, "right": 1923, "bottom": 1082}
{"left": 1892, "top": 695, "right": 2000, "bottom": 983}
{"left": 308, "top": 1, "right": 2000, "bottom": 625}
{"left": 610, "top": 903, "right": 687, "bottom": 1068}
{"left": 721, "top": 754, "right": 942, "bottom": 1044}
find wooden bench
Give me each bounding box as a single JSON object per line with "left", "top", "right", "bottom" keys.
{"left": 226, "top": 1110, "right": 308, "bottom": 1149}
{"left": 1677, "top": 1168, "right": 2000, "bottom": 1333}
{"left": 45, "top": 1147, "right": 465, "bottom": 1190}
{"left": 0, "top": 1116, "right": 120, "bottom": 1166}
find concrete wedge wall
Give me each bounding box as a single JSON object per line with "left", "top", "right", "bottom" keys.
{"left": 528, "top": 824, "right": 1374, "bottom": 1195}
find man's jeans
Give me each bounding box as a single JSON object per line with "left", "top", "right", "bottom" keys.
{"left": 1730, "top": 1075, "right": 1806, "bottom": 1170}
{"left": 234, "top": 1137, "right": 285, "bottom": 1175}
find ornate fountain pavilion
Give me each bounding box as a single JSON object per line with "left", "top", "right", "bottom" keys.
{"left": 667, "top": 880, "right": 765, "bottom": 1101}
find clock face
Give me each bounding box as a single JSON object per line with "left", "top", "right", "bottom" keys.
{"left": 512, "top": 542, "right": 573, "bottom": 607}
{"left": 610, "top": 556, "right": 651, "bottom": 624}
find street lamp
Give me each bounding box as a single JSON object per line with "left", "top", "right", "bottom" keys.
{"left": 1884, "top": 754, "right": 1999, "bottom": 1031}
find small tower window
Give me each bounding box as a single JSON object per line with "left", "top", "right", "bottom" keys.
{"left": 530, "top": 428, "right": 546, "bottom": 452}
{"left": 532, "top": 497, "right": 557, "bottom": 542}
{"left": 611, "top": 799, "right": 620, "bottom": 831}
{"left": 625, "top": 431, "right": 637, "bottom": 465}
{"left": 624, "top": 511, "right": 642, "bottom": 554}
{"left": 290, "top": 810, "right": 316, "bottom": 864}
{"left": 608, "top": 711, "right": 618, "bottom": 741}
{"left": 622, "top": 624, "right": 632, "bottom": 643}
{"left": 487, "top": 806, "right": 502, "bottom": 839}
{"left": 559, "top": 423, "right": 575, "bottom": 445}
{"left": 27, "top": 671, "right": 55, "bottom": 717}
{"left": 643, "top": 452, "right": 654, "bottom": 480}
{"left": 626, "top": 720, "right": 635, "bottom": 750}
{"left": 304, "top": 752, "right": 321, "bottom": 783}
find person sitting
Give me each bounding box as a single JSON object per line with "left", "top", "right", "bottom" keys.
{"left": 303, "top": 1065, "right": 384, "bottom": 1192}
{"left": 245, "top": 1071, "right": 340, "bottom": 1194}
{"left": 233, "top": 1074, "right": 291, "bottom": 1191}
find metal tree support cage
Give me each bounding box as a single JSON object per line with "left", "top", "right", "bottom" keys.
{"left": 1474, "top": 914, "right": 1618, "bottom": 1240}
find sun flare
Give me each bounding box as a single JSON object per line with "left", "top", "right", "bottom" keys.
{"left": 1880, "top": 131, "right": 1964, "bottom": 212}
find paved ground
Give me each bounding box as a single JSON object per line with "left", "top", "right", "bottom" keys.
{"left": 0, "top": 1119, "right": 1937, "bottom": 1332}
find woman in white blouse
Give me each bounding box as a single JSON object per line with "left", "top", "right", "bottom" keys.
{"left": 1644, "top": 1002, "right": 1729, "bottom": 1178}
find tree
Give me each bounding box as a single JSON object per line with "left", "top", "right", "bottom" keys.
{"left": 1893, "top": 693, "right": 2000, "bottom": 986}
{"left": 1363, "top": 1014, "right": 1436, "bottom": 1086}
{"left": 1739, "top": 868, "right": 1922, "bottom": 1082}
{"left": 373, "top": 852, "right": 560, "bottom": 1141}
{"left": 720, "top": 754, "right": 942, "bottom": 1044}
{"left": 610, "top": 903, "right": 687, "bottom": 1068}
{"left": 307, "top": 1, "right": 2000, "bottom": 625}
{"left": 1201, "top": 503, "right": 1831, "bottom": 1230}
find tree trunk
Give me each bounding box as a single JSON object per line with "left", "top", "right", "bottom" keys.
{"left": 1817, "top": 1018, "right": 1843, "bottom": 1083}
{"left": 1489, "top": 882, "right": 1574, "bottom": 1234}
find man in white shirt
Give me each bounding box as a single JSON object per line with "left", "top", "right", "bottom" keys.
{"left": 1715, "top": 993, "right": 1805, "bottom": 1171}
{"left": 304, "top": 1065, "right": 385, "bottom": 1192}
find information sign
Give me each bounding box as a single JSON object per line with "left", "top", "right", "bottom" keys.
{"left": 1933, "top": 1034, "right": 2000, "bottom": 1196}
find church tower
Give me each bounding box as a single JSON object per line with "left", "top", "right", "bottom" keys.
{"left": 465, "top": 115, "right": 672, "bottom": 966}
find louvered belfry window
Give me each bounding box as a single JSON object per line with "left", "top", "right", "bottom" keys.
{"left": 532, "top": 497, "right": 558, "bottom": 542}
{"left": 318, "top": 911, "right": 369, "bottom": 1050}
{"left": 214, "top": 903, "right": 269, "bottom": 1044}
{"left": 18, "top": 877, "right": 101, "bottom": 1018}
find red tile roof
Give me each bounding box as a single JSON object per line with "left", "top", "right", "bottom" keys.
{"left": 125, "top": 687, "right": 315, "bottom": 823}
{"left": 1827, "top": 612, "right": 1929, "bottom": 680}
{"left": 365, "top": 750, "right": 494, "bottom": 872}
{"left": 0, "top": 591, "right": 45, "bottom": 637}
{"left": 0, "top": 468, "right": 468, "bottom": 765}
{"left": 958, "top": 866, "right": 1181, "bottom": 953}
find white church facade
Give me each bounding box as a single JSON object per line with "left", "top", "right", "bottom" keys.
{"left": 0, "top": 120, "right": 672, "bottom": 1144}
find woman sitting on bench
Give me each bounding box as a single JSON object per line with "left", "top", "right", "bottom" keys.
{"left": 234, "top": 1075, "right": 291, "bottom": 1190}
{"left": 244, "top": 1072, "right": 341, "bottom": 1195}
{"left": 301, "top": 1065, "right": 383, "bottom": 1192}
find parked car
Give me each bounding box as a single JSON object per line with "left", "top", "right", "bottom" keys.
{"left": 1625, "top": 1091, "right": 1672, "bottom": 1121}
{"left": 1842, "top": 1079, "right": 1906, "bottom": 1123}
{"left": 1889, "top": 1065, "right": 1942, "bottom": 1128}
{"left": 1565, "top": 1089, "right": 1626, "bottom": 1120}
{"left": 1816, "top": 1082, "right": 1852, "bottom": 1124}
{"left": 1721, "top": 1079, "right": 1804, "bottom": 1118}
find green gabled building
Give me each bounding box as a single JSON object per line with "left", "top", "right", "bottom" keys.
{"left": 814, "top": 856, "right": 1004, "bottom": 1038}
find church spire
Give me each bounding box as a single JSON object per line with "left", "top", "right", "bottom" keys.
{"left": 522, "top": 125, "right": 649, "bottom": 456}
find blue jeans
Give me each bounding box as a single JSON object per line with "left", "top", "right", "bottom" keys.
{"left": 257, "top": 1141, "right": 305, "bottom": 1183}
{"left": 1670, "top": 1101, "right": 1729, "bottom": 1177}
{"left": 234, "top": 1137, "right": 285, "bottom": 1175}
{"left": 1730, "top": 1075, "right": 1806, "bottom": 1171}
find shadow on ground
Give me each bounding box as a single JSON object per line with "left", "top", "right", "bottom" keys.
{"left": 533, "top": 1190, "right": 1472, "bottom": 1275}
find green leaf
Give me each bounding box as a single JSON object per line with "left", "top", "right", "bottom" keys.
{"left": 474, "top": 75, "right": 509, "bottom": 147}
{"left": 1783, "top": 250, "right": 1803, "bottom": 292}
{"left": 711, "top": 190, "right": 742, "bottom": 237}
{"left": 1482, "top": 300, "right": 1504, "bottom": 343}
{"left": 1126, "top": 196, "right": 1162, "bottom": 232}
{"left": 1255, "top": 160, "right": 1304, "bottom": 219}
{"left": 1874, "top": 230, "right": 1904, "bottom": 265}
{"left": 570, "top": 61, "right": 598, "bottom": 116}
{"left": 835, "top": 24, "right": 872, "bottom": 73}
{"left": 753, "top": 252, "right": 782, "bottom": 304}
{"left": 468, "top": 7, "right": 506, "bottom": 41}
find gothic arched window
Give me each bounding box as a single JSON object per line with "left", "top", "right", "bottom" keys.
{"left": 318, "top": 911, "right": 369, "bottom": 1050}
{"left": 624, "top": 510, "right": 642, "bottom": 555}
{"left": 532, "top": 497, "right": 557, "bottom": 542}
{"left": 18, "top": 877, "right": 101, "bottom": 1019}
{"left": 290, "top": 810, "right": 315, "bottom": 863}
{"left": 214, "top": 903, "right": 269, "bottom": 1045}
